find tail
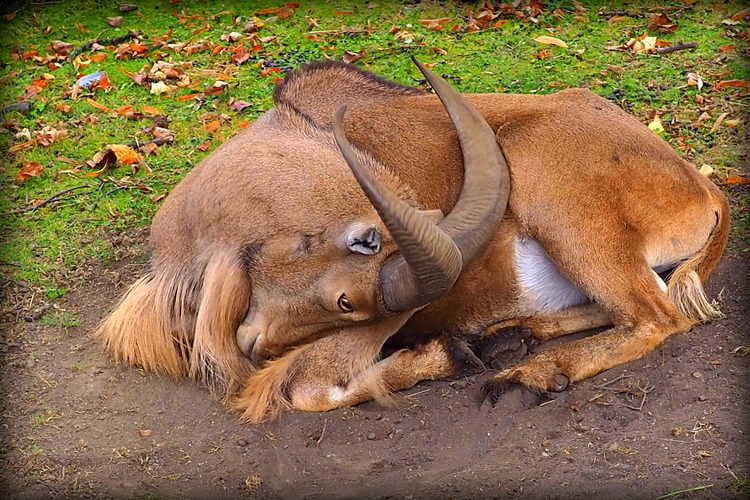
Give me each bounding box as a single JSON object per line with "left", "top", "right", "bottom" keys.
{"left": 94, "top": 252, "right": 254, "bottom": 394}
{"left": 667, "top": 192, "right": 730, "bottom": 322}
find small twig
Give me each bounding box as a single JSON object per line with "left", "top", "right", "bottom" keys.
{"left": 316, "top": 418, "right": 327, "bottom": 447}
{"left": 71, "top": 31, "right": 139, "bottom": 56}
{"left": 1, "top": 184, "right": 90, "bottom": 217}
{"left": 309, "top": 29, "right": 368, "bottom": 35}
{"left": 404, "top": 388, "right": 431, "bottom": 398}
{"left": 656, "top": 41, "right": 698, "bottom": 54}
{"left": 594, "top": 374, "right": 631, "bottom": 389}
{"left": 656, "top": 484, "right": 713, "bottom": 499}
{"left": 598, "top": 9, "right": 645, "bottom": 18}
{"left": 125, "top": 137, "right": 173, "bottom": 149}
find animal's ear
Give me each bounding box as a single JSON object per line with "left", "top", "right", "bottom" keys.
{"left": 345, "top": 224, "right": 381, "bottom": 255}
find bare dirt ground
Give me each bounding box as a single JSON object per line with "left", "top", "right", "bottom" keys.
{"left": 1, "top": 236, "right": 748, "bottom": 499}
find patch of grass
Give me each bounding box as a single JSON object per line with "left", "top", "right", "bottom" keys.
{"left": 731, "top": 474, "right": 749, "bottom": 494}
{"left": 31, "top": 409, "right": 61, "bottom": 427}
{"left": 0, "top": 0, "right": 747, "bottom": 299}
{"left": 40, "top": 309, "right": 80, "bottom": 328}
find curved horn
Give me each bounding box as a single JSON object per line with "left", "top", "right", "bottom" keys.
{"left": 333, "top": 106, "right": 463, "bottom": 311}
{"left": 332, "top": 58, "right": 510, "bottom": 312}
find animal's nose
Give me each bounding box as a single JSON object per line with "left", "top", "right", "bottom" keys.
{"left": 236, "top": 327, "right": 261, "bottom": 358}
{"left": 250, "top": 333, "right": 273, "bottom": 364}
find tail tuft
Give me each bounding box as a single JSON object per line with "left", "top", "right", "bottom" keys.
{"left": 668, "top": 270, "right": 722, "bottom": 323}
{"left": 666, "top": 190, "right": 729, "bottom": 323}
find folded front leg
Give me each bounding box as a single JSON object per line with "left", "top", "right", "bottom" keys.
{"left": 229, "top": 325, "right": 478, "bottom": 423}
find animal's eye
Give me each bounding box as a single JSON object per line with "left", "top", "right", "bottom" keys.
{"left": 337, "top": 294, "right": 354, "bottom": 314}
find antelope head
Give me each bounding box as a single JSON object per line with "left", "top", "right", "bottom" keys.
{"left": 236, "top": 58, "right": 510, "bottom": 364}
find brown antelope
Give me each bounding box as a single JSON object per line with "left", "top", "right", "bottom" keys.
{"left": 96, "top": 58, "right": 729, "bottom": 423}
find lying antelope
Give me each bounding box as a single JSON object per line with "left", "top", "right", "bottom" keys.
{"left": 96, "top": 58, "right": 728, "bottom": 423}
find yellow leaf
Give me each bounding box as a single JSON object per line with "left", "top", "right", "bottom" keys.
{"left": 648, "top": 115, "right": 664, "bottom": 134}
{"left": 108, "top": 144, "right": 140, "bottom": 165}
{"left": 698, "top": 164, "right": 714, "bottom": 177}
{"left": 533, "top": 36, "right": 568, "bottom": 48}
{"left": 150, "top": 81, "right": 171, "bottom": 95}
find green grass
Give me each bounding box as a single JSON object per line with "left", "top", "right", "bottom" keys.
{"left": 40, "top": 309, "right": 80, "bottom": 328}
{"left": 0, "top": 0, "right": 748, "bottom": 295}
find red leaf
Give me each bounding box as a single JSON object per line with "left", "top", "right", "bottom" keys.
{"left": 15, "top": 161, "right": 44, "bottom": 182}
{"left": 724, "top": 175, "right": 749, "bottom": 184}
{"left": 175, "top": 92, "right": 202, "bottom": 101}
{"left": 86, "top": 97, "right": 110, "bottom": 112}
{"left": 232, "top": 44, "right": 250, "bottom": 64}
{"left": 716, "top": 79, "right": 748, "bottom": 89}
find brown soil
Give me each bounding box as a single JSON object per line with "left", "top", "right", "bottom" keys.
{"left": 1, "top": 250, "right": 748, "bottom": 499}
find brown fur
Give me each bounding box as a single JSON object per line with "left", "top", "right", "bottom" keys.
{"left": 96, "top": 61, "right": 730, "bottom": 421}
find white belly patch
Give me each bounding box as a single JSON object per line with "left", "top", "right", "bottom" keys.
{"left": 514, "top": 237, "right": 588, "bottom": 314}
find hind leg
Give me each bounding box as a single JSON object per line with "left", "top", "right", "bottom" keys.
{"left": 483, "top": 236, "right": 694, "bottom": 405}
{"left": 480, "top": 303, "right": 611, "bottom": 370}
{"left": 482, "top": 302, "right": 611, "bottom": 347}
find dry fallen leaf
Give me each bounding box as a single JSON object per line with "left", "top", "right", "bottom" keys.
{"left": 342, "top": 50, "right": 364, "bottom": 64}
{"left": 232, "top": 45, "right": 251, "bottom": 64}
{"left": 709, "top": 112, "right": 728, "bottom": 133}
{"left": 647, "top": 115, "right": 665, "bottom": 134}
{"left": 107, "top": 16, "right": 124, "bottom": 26}
{"left": 228, "top": 98, "right": 252, "bottom": 112}
{"left": 36, "top": 126, "right": 69, "bottom": 146}
{"left": 418, "top": 17, "right": 452, "bottom": 31}
{"left": 533, "top": 35, "right": 568, "bottom": 48}
{"left": 142, "top": 105, "right": 161, "bottom": 115}
{"left": 150, "top": 81, "right": 171, "bottom": 94}
{"left": 86, "top": 97, "right": 110, "bottom": 112}
{"left": 649, "top": 13, "right": 678, "bottom": 32}
{"left": 205, "top": 81, "right": 229, "bottom": 95}
{"left": 51, "top": 40, "right": 75, "bottom": 56}
{"left": 204, "top": 120, "right": 221, "bottom": 132}
{"left": 715, "top": 79, "right": 748, "bottom": 89}
{"left": 8, "top": 138, "right": 36, "bottom": 153}
{"left": 724, "top": 175, "right": 749, "bottom": 185}
{"left": 625, "top": 35, "right": 657, "bottom": 54}
{"left": 698, "top": 164, "right": 714, "bottom": 177}
{"left": 686, "top": 72, "right": 704, "bottom": 91}
{"left": 109, "top": 144, "right": 140, "bottom": 164}
{"left": 85, "top": 149, "right": 117, "bottom": 174}
{"left": 15, "top": 161, "right": 44, "bottom": 182}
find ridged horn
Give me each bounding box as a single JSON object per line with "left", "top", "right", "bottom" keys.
{"left": 332, "top": 57, "right": 510, "bottom": 312}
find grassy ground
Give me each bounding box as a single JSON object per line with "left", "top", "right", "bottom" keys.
{"left": 0, "top": 0, "right": 748, "bottom": 302}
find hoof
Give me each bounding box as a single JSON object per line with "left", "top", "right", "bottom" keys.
{"left": 449, "top": 336, "right": 486, "bottom": 375}
{"left": 552, "top": 373, "right": 569, "bottom": 392}
{"left": 479, "top": 327, "right": 533, "bottom": 370}
{"left": 479, "top": 377, "right": 543, "bottom": 410}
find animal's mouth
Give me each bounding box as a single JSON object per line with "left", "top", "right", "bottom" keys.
{"left": 249, "top": 332, "right": 271, "bottom": 364}
{"left": 237, "top": 328, "right": 279, "bottom": 365}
